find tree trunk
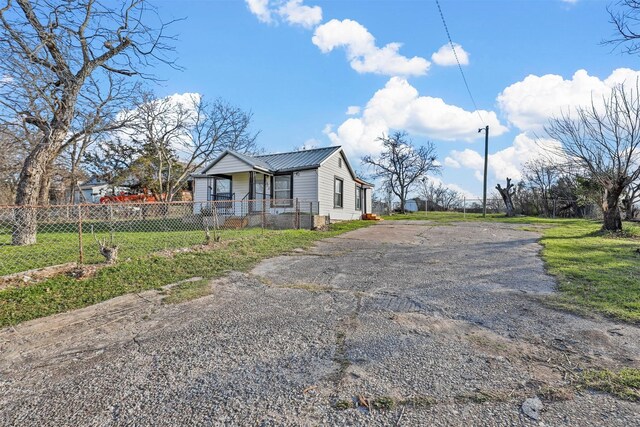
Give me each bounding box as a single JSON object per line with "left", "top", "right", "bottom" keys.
{"left": 496, "top": 178, "right": 516, "bottom": 217}
{"left": 602, "top": 187, "right": 623, "bottom": 231}
{"left": 38, "top": 168, "right": 53, "bottom": 205}
{"left": 13, "top": 137, "right": 63, "bottom": 245}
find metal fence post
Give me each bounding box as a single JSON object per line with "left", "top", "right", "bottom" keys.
{"left": 463, "top": 197, "right": 466, "bottom": 218}
{"left": 295, "top": 198, "right": 300, "bottom": 229}
{"left": 78, "top": 205, "right": 84, "bottom": 264}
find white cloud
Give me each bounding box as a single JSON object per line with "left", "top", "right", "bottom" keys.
{"left": 327, "top": 77, "right": 508, "bottom": 158}
{"left": 346, "top": 106, "right": 361, "bottom": 115}
{"left": 245, "top": 0, "right": 322, "bottom": 28}
{"left": 447, "top": 132, "right": 562, "bottom": 183}
{"left": 278, "top": 0, "right": 322, "bottom": 28}
{"left": 431, "top": 43, "right": 469, "bottom": 67}
{"left": 444, "top": 157, "right": 460, "bottom": 168}
{"left": 497, "top": 68, "right": 640, "bottom": 132}
{"left": 246, "top": 0, "right": 273, "bottom": 24}
{"left": 312, "top": 19, "right": 430, "bottom": 76}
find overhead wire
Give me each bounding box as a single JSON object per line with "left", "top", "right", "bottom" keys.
{"left": 435, "top": 0, "right": 486, "bottom": 125}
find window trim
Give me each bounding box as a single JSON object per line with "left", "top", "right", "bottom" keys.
{"left": 355, "top": 185, "right": 362, "bottom": 210}
{"left": 334, "top": 176, "right": 344, "bottom": 209}
{"left": 271, "top": 173, "right": 293, "bottom": 207}
{"left": 207, "top": 175, "right": 233, "bottom": 201}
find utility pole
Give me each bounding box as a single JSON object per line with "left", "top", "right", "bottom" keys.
{"left": 479, "top": 125, "right": 489, "bottom": 217}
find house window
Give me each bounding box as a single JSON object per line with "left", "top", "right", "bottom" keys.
{"left": 334, "top": 177, "right": 343, "bottom": 208}
{"left": 338, "top": 158, "right": 342, "bottom": 168}
{"left": 273, "top": 174, "right": 293, "bottom": 206}
{"left": 207, "top": 176, "right": 232, "bottom": 201}
{"left": 355, "top": 186, "right": 362, "bottom": 210}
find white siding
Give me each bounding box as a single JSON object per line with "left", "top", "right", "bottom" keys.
{"left": 317, "top": 150, "right": 361, "bottom": 220}
{"left": 233, "top": 172, "right": 250, "bottom": 200}
{"left": 192, "top": 177, "right": 208, "bottom": 213}
{"left": 292, "top": 169, "right": 318, "bottom": 203}
{"left": 206, "top": 154, "right": 253, "bottom": 174}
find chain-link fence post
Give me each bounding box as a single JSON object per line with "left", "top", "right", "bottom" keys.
{"left": 78, "top": 204, "right": 84, "bottom": 264}
{"left": 463, "top": 197, "right": 466, "bottom": 218}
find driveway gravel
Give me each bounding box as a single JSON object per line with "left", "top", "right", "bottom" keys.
{"left": 1, "top": 220, "right": 638, "bottom": 426}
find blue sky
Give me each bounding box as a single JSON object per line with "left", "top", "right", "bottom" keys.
{"left": 150, "top": 0, "right": 639, "bottom": 198}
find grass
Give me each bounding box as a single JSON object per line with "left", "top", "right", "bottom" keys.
{"left": 384, "top": 211, "right": 640, "bottom": 323}
{"left": 161, "top": 278, "right": 212, "bottom": 304}
{"left": 0, "top": 220, "right": 372, "bottom": 327}
{"left": 0, "top": 217, "right": 261, "bottom": 276}
{"left": 581, "top": 368, "right": 640, "bottom": 401}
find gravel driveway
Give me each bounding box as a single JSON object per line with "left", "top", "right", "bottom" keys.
{"left": 1, "top": 221, "right": 639, "bottom": 426}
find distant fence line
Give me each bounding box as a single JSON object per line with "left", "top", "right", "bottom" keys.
{"left": 0, "top": 199, "right": 323, "bottom": 277}
{"left": 373, "top": 198, "right": 602, "bottom": 219}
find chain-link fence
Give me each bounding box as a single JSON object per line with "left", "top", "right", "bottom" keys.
{"left": 0, "top": 199, "right": 322, "bottom": 277}
{"left": 374, "top": 198, "right": 602, "bottom": 219}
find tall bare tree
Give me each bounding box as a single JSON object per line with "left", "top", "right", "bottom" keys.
{"left": 98, "top": 92, "right": 258, "bottom": 201}
{"left": 0, "top": 0, "right": 175, "bottom": 244}
{"left": 362, "top": 131, "right": 440, "bottom": 213}
{"left": 545, "top": 83, "right": 640, "bottom": 230}
{"left": 606, "top": 0, "right": 640, "bottom": 55}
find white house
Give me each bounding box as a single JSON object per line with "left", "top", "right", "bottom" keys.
{"left": 191, "top": 146, "right": 373, "bottom": 221}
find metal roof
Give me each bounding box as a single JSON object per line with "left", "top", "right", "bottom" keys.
{"left": 196, "top": 146, "right": 372, "bottom": 187}
{"left": 255, "top": 146, "right": 341, "bottom": 172}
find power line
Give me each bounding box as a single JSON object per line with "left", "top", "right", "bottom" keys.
{"left": 435, "top": 0, "right": 485, "bottom": 125}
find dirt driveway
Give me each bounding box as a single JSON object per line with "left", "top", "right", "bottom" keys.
{"left": 1, "top": 221, "right": 639, "bottom": 426}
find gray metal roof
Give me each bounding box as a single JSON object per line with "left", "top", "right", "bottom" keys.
{"left": 196, "top": 146, "right": 363, "bottom": 182}
{"left": 255, "top": 146, "right": 341, "bottom": 172}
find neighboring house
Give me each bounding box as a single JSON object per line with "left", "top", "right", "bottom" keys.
{"left": 191, "top": 146, "right": 373, "bottom": 220}
{"left": 74, "top": 177, "right": 130, "bottom": 204}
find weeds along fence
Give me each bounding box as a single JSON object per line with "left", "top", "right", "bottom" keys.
{"left": 0, "top": 199, "right": 320, "bottom": 277}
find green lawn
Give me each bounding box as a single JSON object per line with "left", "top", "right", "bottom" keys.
{"left": 0, "top": 217, "right": 239, "bottom": 276}
{"left": 0, "top": 220, "right": 371, "bottom": 327}
{"left": 384, "top": 211, "right": 640, "bottom": 323}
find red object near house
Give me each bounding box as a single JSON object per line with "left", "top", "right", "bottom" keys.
{"left": 99, "top": 189, "right": 158, "bottom": 204}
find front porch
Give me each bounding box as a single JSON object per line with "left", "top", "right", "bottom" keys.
{"left": 197, "top": 196, "right": 323, "bottom": 230}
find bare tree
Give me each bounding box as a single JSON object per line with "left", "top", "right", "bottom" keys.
{"left": 117, "top": 93, "right": 258, "bottom": 201}
{"left": 440, "top": 187, "right": 461, "bottom": 210}
{"left": 523, "top": 158, "right": 561, "bottom": 216}
{"left": 0, "top": 0, "right": 176, "bottom": 244}
{"left": 606, "top": 0, "right": 640, "bottom": 55}
{"left": 496, "top": 178, "right": 516, "bottom": 217}
{"left": 545, "top": 83, "right": 640, "bottom": 231}
{"left": 362, "top": 131, "right": 440, "bottom": 213}
{"left": 418, "top": 178, "right": 460, "bottom": 211}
